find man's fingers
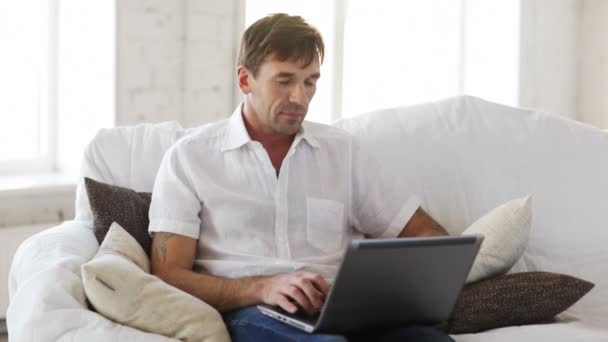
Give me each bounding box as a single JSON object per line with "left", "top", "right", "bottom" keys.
{"left": 309, "top": 275, "right": 331, "bottom": 296}
{"left": 297, "top": 271, "right": 331, "bottom": 297}
{"left": 284, "top": 285, "right": 315, "bottom": 314}
{"left": 297, "top": 279, "right": 325, "bottom": 309}
{"left": 263, "top": 272, "right": 330, "bottom": 315}
{"left": 277, "top": 295, "right": 297, "bottom": 314}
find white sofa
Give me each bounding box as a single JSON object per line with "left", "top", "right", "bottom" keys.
{"left": 7, "top": 96, "right": 608, "bottom": 341}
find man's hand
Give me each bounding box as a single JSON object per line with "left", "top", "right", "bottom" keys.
{"left": 258, "top": 271, "right": 330, "bottom": 315}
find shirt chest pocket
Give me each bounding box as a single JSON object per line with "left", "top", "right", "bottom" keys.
{"left": 306, "top": 197, "right": 345, "bottom": 253}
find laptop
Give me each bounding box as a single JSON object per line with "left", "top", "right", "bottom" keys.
{"left": 257, "top": 235, "right": 483, "bottom": 334}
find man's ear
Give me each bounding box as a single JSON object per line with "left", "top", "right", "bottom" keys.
{"left": 237, "top": 65, "right": 253, "bottom": 94}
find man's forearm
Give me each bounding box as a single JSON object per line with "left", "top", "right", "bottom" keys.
{"left": 399, "top": 207, "right": 449, "bottom": 237}
{"left": 151, "top": 231, "right": 270, "bottom": 312}
{"left": 150, "top": 232, "right": 330, "bottom": 314}
{"left": 154, "top": 267, "right": 267, "bottom": 312}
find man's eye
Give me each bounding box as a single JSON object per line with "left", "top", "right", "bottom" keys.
{"left": 277, "top": 80, "right": 290, "bottom": 85}
{"left": 305, "top": 81, "right": 316, "bottom": 87}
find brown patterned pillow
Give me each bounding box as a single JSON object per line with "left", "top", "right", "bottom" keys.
{"left": 443, "top": 272, "right": 594, "bottom": 334}
{"left": 84, "top": 177, "right": 153, "bottom": 257}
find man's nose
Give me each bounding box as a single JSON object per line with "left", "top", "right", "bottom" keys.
{"left": 289, "top": 83, "right": 308, "bottom": 105}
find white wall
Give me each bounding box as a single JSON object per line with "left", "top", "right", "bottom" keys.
{"left": 183, "top": 0, "right": 243, "bottom": 127}
{"left": 0, "top": 184, "right": 74, "bottom": 227}
{"left": 116, "top": 0, "right": 239, "bottom": 128}
{"left": 580, "top": 0, "right": 608, "bottom": 128}
{"left": 116, "top": 0, "right": 185, "bottom": 126}
{"left": 519, "top": 0, "right": 581, "bottom": 119}
{"left": 520, "top": 0, "right": 608, "bottom": 128}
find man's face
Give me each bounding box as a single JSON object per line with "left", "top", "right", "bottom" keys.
{"left": 241, "top": 55, "right": 321, "bottom": 136}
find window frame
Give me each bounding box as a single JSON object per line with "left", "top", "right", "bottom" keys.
{"left": 0, "top": 0, "right": 59, "bottom": 175}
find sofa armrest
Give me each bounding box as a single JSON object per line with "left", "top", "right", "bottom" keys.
{"left": 7, "top": 220, "right": 177, "bottom": 341}
{"left": 8, "top": 220, "right": 97, "bottom": 297}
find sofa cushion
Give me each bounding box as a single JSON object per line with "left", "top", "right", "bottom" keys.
{"left": 444, "top": 272, "right": 594, "bottom": 334}
{"left": 463, "top": 196, "right": 531, "bottom": 283}
{"left": 81, "top": 222, "right": 230, "bottom": 342}
{"left": 85, "top": 177, "right": 153, "bottom": 256}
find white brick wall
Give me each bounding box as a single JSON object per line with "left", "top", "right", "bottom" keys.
{"left": 184, "top": 0, "right": 240, "bottom": 126}
{"left": 117, "top": 0, "right": 185, "bottom": 126}
{"left": 117, "top": 0, "right": 241, "bottom": 128}
{"left": 0, "top": 185, "right": 75, "bottom": 227}
{"left": 519, "top": 0, "right": 581, "bottom": 120}
{"left": 580, "top": 0, "right": 608, "bottom": 129}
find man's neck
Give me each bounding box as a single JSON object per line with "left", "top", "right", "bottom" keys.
{"left": 242, "top": 104, "right": 296, "bottom": 176}
{"left": 242, "top": 106, "right": 296, "bottom": 150}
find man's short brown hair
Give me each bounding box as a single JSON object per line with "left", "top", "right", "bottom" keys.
{"left": 238, "top": 13, "right": 324, "bottom": 77}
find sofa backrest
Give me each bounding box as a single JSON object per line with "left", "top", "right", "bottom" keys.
{"left": 335, "top": 95, "right": 608, "bottom": 328}
{"left": 74, "top": 121, "right": 195, "bottom": 222}
{"left": 75, "top": 96, "right": 608, "bottom": 328}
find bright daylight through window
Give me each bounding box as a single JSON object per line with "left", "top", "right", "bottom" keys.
{"left": 246, "top": 0, "right": 520, "bottom": 123}
{"left": 0, "top": 1, "right": 54, "bottom": 171}
{"left": 0, "top": 1, "right": 114, "bottom": 177}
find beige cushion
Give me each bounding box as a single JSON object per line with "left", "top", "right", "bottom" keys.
{"left": 81, "top": 222, "right": 230, "bottom": 342}
{"left": 463, "top": 196, "right": 532, "bottom": 283}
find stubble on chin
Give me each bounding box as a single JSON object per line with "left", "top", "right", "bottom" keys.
{"left": 275, "top": 122, "right": 301, "bottom": 135}
{"left": 273, "top": 117, "right": 303, "bottom": 135}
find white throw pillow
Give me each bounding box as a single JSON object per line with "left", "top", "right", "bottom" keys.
{"left": 463, "top": 196, "right": 532, "bottom": 283}
{"left": 81, "top": 222, "right": 230, "bottom": 342}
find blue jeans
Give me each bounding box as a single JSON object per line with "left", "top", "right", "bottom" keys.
{"left": 223, "top": 306, "right": 454, "bottom": 342}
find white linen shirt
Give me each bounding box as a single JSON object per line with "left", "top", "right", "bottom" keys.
{"left": 149, "top": 106, "right": 421, "bottom": 281}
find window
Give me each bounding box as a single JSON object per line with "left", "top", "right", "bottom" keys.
{"left": 245, "top": 0, "right": 520, "bottom": 123}
{"left": 0, "top": 0, "right": 56, "bottom": 173}
{"left": 462, "top": 0, "right": 520, "bottom": 107}
{"left": 56, "top": 0, "right": 115, "bottom": 176}
{"left": 0, "top": 0, "right": 115, "bottom": 177}
{"left": 342, "top": 0, "right": 462, "bottom": 116}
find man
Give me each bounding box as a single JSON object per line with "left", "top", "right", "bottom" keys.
{"left": 149, "top": 13, "right": 452, "bottom": 342}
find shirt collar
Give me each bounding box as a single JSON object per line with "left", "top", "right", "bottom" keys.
{"left": 221, "top": 105, "right": 252, "bottom": 152}
{"left": 295, "top": 123, "right": 321, "bottom": 149}
{"left": 221, "top": 104, "right": 321, "bottom": 152}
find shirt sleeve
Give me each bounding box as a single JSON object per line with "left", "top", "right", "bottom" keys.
{"left": 350, "top": 139, "right": 422, "bottom": 238}
{"left": 148, "top": 142, "right": 202, "bottom": 239}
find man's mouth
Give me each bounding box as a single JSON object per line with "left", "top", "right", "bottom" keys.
{"left": 280, "top": 112, "right": 304, "bottom": 119}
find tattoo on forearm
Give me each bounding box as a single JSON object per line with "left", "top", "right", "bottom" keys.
{"left": 154, "top": 233, "right": 175, "bottom": 263}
